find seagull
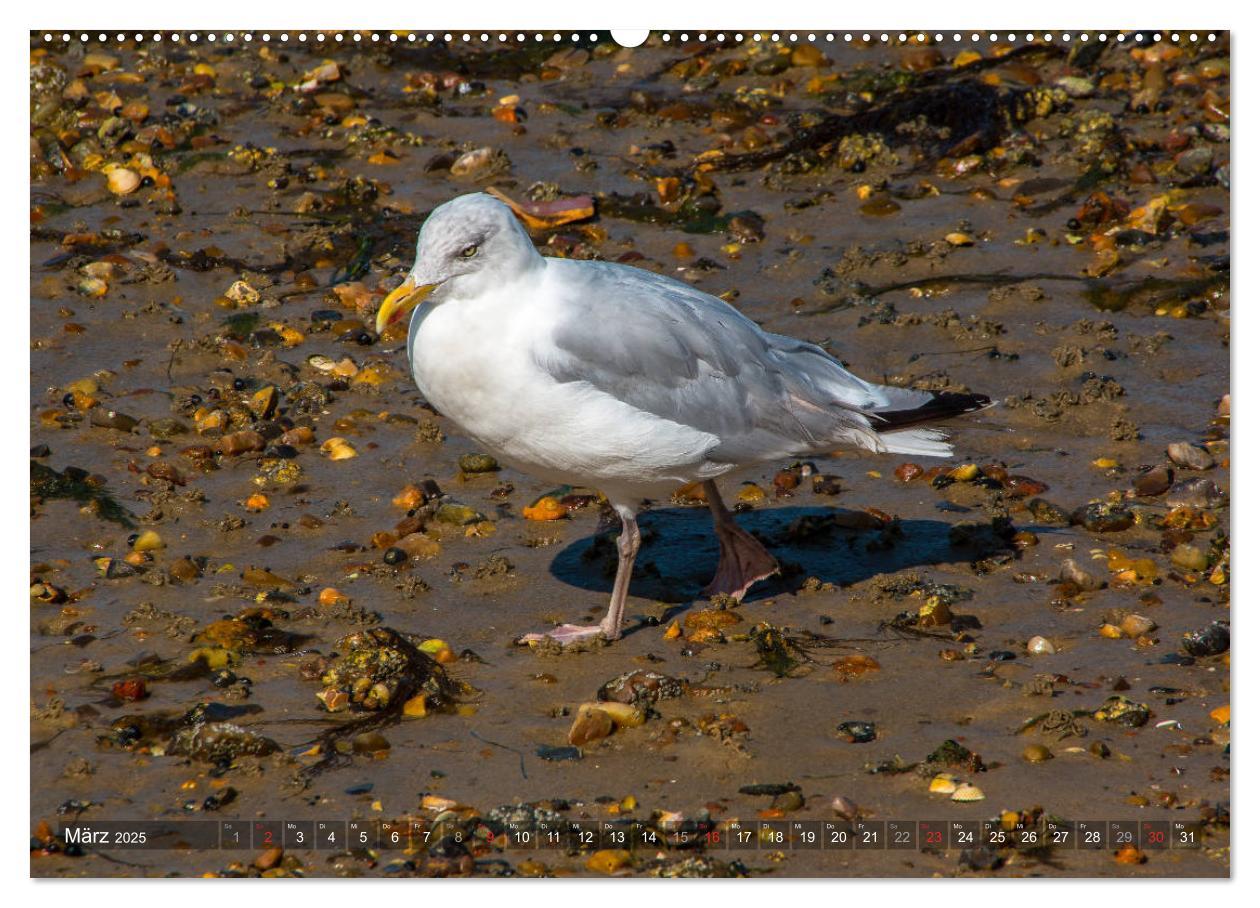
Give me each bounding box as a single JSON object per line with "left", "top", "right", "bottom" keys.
{"left": 376, "top": 192, "right": 990, "bottom": 646}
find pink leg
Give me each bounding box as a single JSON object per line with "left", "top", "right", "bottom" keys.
{"left": 518, "top": 507, "right": 640, "bottom": 646}
{"left": 701, "top": 480, "right": 779, "bottom": 600}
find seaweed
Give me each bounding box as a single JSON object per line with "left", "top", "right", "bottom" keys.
{"left": 31, "top": 461, "right": 135, "bottom": 528}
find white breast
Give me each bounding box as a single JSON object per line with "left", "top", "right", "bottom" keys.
{"left": 409, "top": 289, "right": 724, "bottom": 495}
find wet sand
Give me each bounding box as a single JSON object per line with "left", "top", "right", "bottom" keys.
{"left": 30, "top": 32, "right": 1229, "bottom": 877}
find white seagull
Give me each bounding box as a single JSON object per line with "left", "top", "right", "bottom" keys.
{"left": 376, "top": 192, "right": 989, "bottom": 646}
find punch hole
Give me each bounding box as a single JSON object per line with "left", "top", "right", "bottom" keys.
{"left": 610, "top": 30, "right": 650, "bottom": 48}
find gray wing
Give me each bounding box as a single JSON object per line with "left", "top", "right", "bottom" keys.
{"left": 534, "top": 259, "right": 933, "bottom": 463}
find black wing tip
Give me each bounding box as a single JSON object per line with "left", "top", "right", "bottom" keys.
{"left": 873, "top": 391, "right": 993, "bottom": 431}
{"left": 934, "top": 391, "right": 993, "bottom": 414}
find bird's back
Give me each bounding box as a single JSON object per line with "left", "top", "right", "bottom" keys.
{"left": 534, "top": 257, "right": 951, "bottom": 463}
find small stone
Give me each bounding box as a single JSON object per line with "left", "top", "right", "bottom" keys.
{"left": 1132, "top": 466, "right": 1173, "bottom": 497}
{"left": 1120, "top": 614, "right": 1156, "bottom": 638}
{"left": 568, "top": 704, "right": 615, "bottom": 747}
{"left": 835, "top": 720, "right": 876, "bottom": 743}
{"left": 1166, "top": 478, "right": 1226, "bottom": 509}
{"left": 1167, "top": 442, "right": 1214, "bottom": 471}
{"left": 1060, "top": 558, "right": 1100, "bottom": 591}
{"left": 1022, "top": 743, "right": 1053, "bottom": 763}
{"left": 1170, "top": 544, "right": 1209, "bottom": 572}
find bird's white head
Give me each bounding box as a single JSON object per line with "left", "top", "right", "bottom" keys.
{"left": 375, "top": 192, "right": 539, "bottom": 334}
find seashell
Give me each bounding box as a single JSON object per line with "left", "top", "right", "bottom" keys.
{"left": 585, "top": 849, "right": 631, "bottom": 875}
{"left": 224, "top": 280, "right": 260, "bottom": 306}
{"left": 523, "top": 496, "right": 567, "bottom": 521}
{"left": 929, "top": 773, "right": 960, "bottom": 795}
{"left": 737, "top": 482, "right": 767, "bottom": 502}
{"left": 450, "top": 146, "right": 507, "bottom": 178}
{"left": 945, "top": 232, "right": 975, "bottom": 247}
{"left": 1026, "top": 635, "right": 1056, "bottom": 656}
{"left": 319, "top": 588, "right": 349, "bottom": 607}
{"left": 950, "top": 783, "right": 985, "bottom": 802}
{"left": 106, "top": 167, "right": 141, "bottom": 195}
{"left": 320, "top": 437, "right": 357, "bottom": 460}
{"left": 131, "top": 530, "right": 163, "bottom": 552}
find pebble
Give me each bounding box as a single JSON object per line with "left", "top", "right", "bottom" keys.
{"left": 568, "top": 704, "right": 615, "bottom": 747}
{"left": 1182, "top": 621, "right": 1229, "bottom": 658}
{"left": 1054, "top": 75, "right": 1096, "bottom": 98}
{"left": 1120, "top": 613, "right": 1156, "bottom": 638}
{"left": 1167, "top": 442, "right": 1214, "bottom": 471}
{"left": 835, "top": 720, "right": 876, "bottom": 743}
{"left": 1059, "top": 558, "right": 1100, "bottom": 590}
{"left": 1166, "top": 478, "right": 1226, "bottom": 509}
{"left": 1132, "top": 466, "right": 1173, "bottom": 497}
{"left": 1021, "top": 743, "right": 1053, "bottom": 763}
{"left": 1170, "top": 543, "right": 1208, "bottom": 572}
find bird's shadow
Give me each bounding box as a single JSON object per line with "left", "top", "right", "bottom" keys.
{"left": 548, "top": 504, "right": 1007, "bottom": 605}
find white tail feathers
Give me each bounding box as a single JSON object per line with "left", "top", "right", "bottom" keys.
{"left": 878, "top": 427, "right": 954, "bottom": 458}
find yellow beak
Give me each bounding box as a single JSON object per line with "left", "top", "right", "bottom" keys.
{"left": 375, "top": 277, "right": 438, "bottom": 335}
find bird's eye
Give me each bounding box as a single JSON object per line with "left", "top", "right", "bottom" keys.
{"left": 459, "top": 244, "right": 478, "bottom": 258}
